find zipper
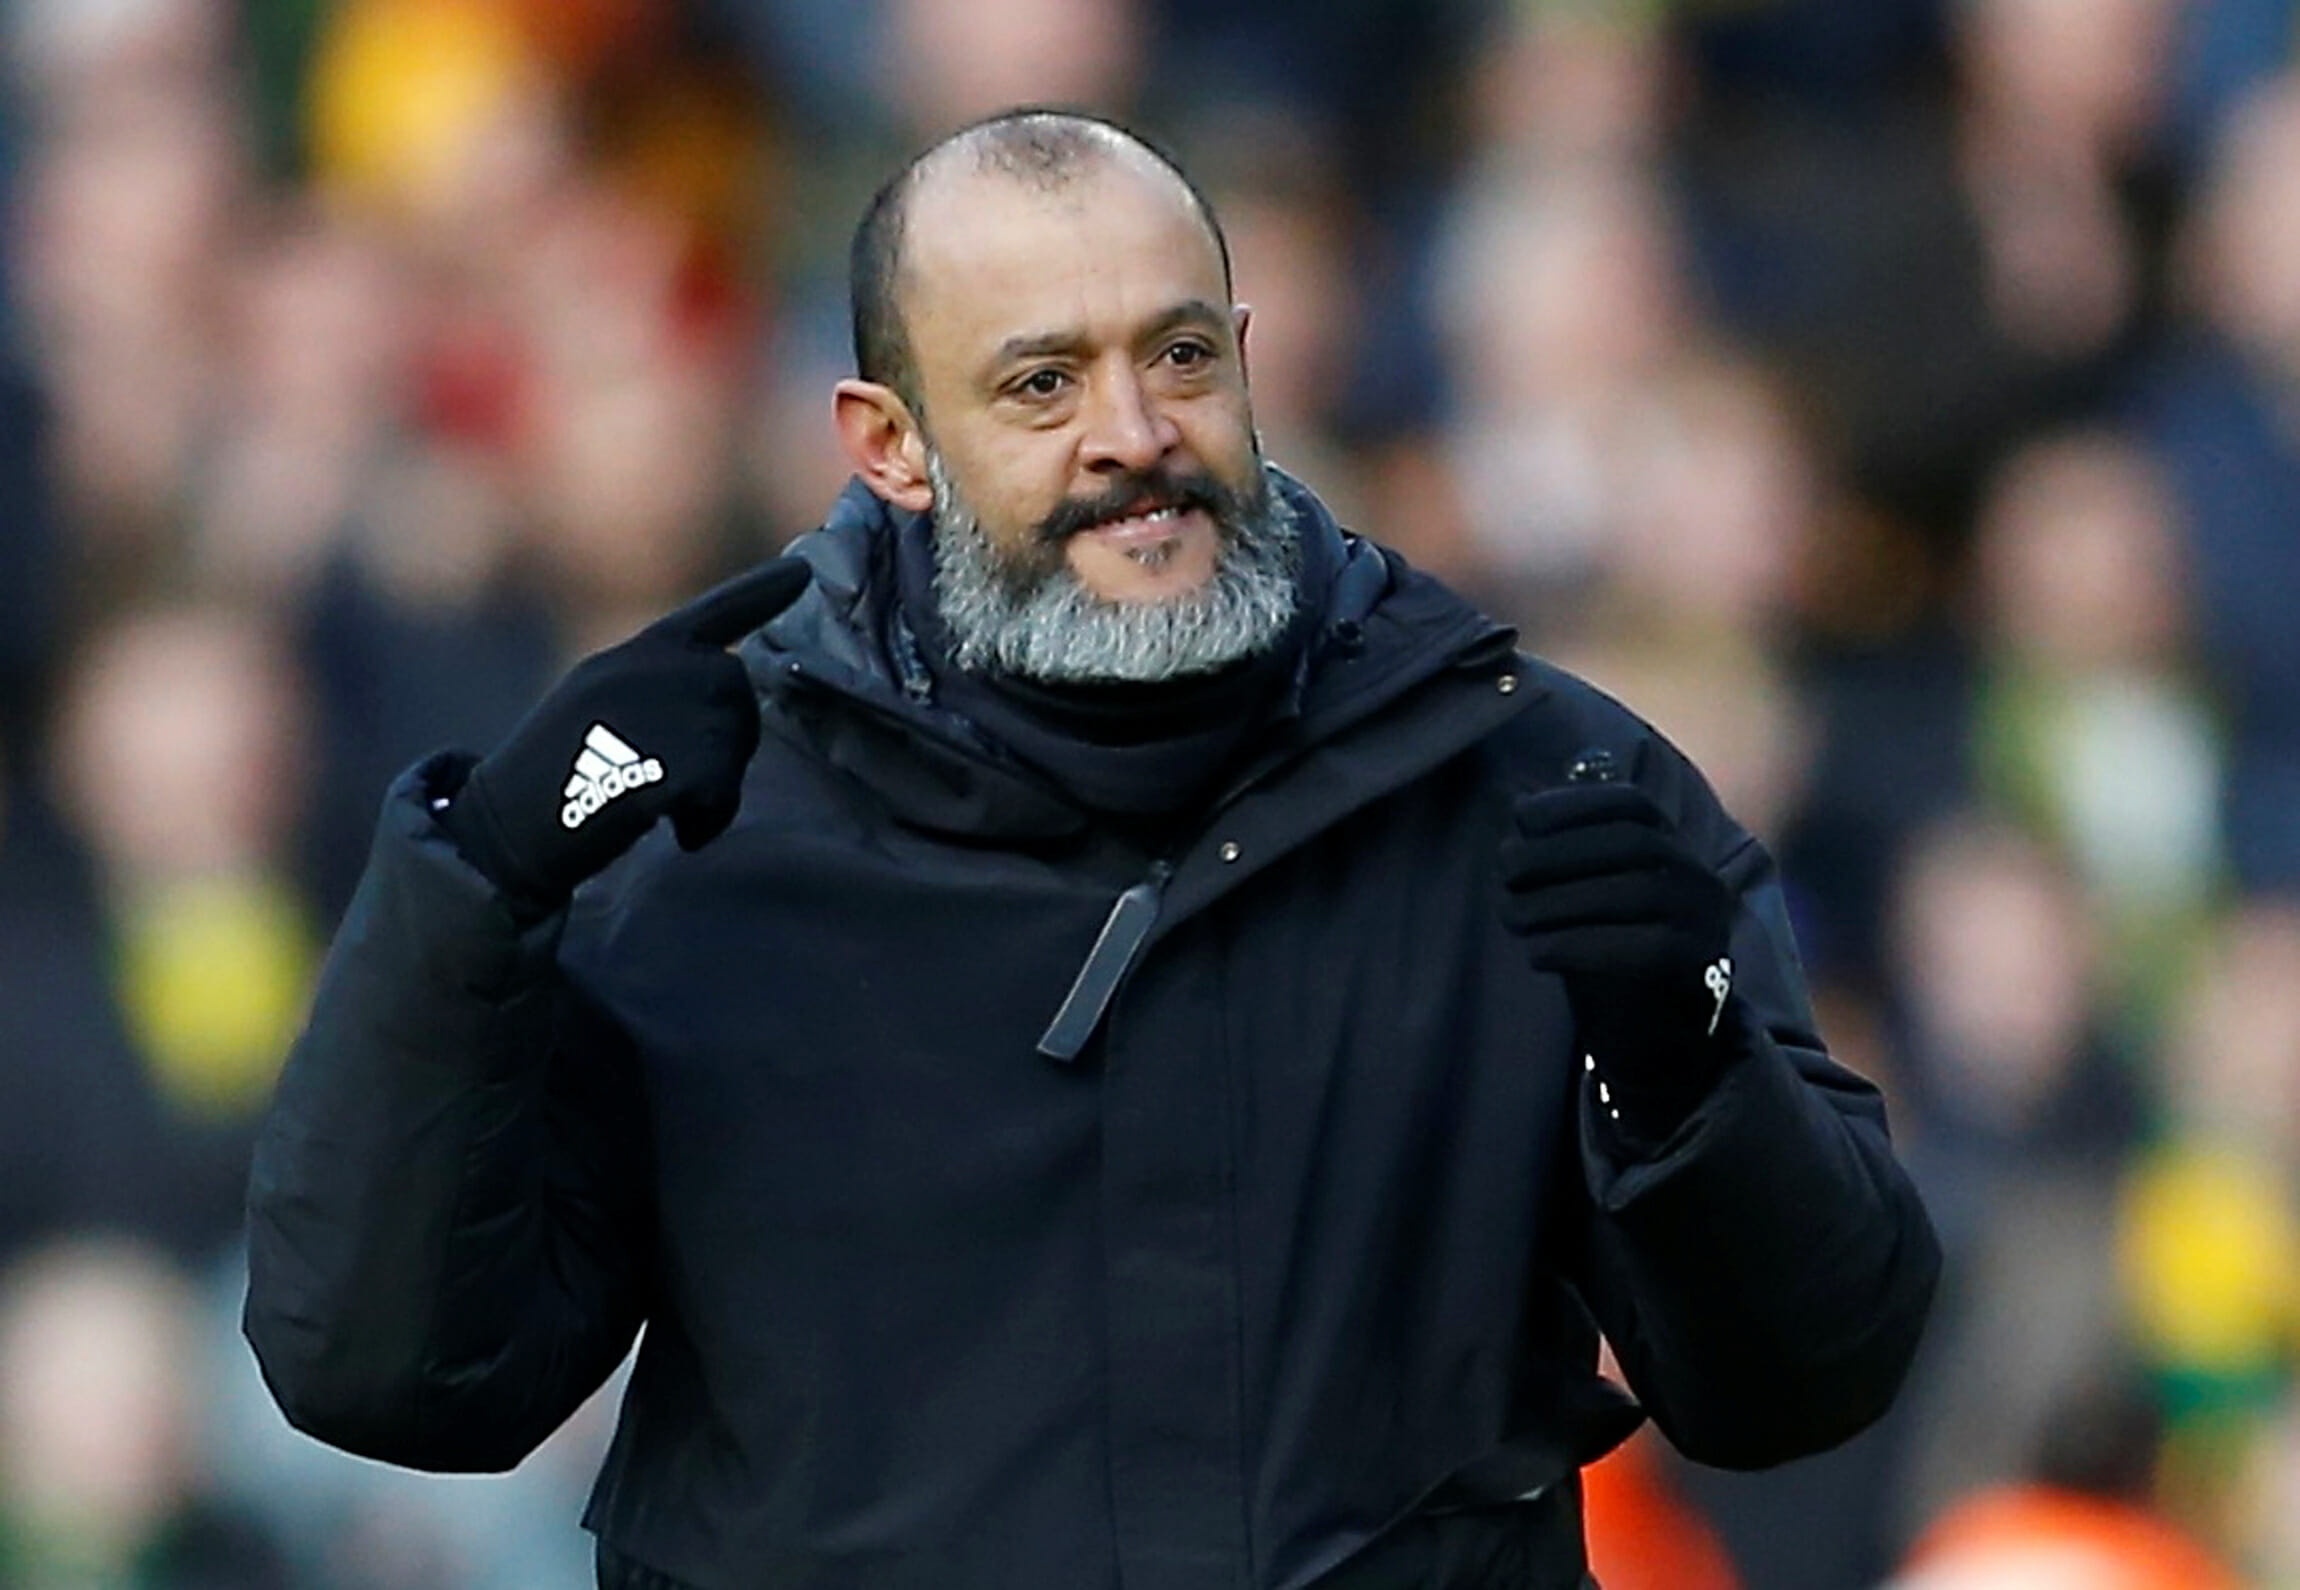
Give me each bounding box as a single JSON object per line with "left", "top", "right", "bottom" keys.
{"left": 1036, "top": 860, "right": 1174, "bottom": 1062}
{"left": 1035, "top": 654, "right": 1536, "bottom": 1063}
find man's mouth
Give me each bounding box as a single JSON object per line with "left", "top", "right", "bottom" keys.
{"left": 1076, "top": 503, "right": 1209, "bottom": 567}
{"left": 1042, "top": 471, "right": 1220, "bottom": 543}
{"left": 1085, "top": 502, "right": 1187, "bottom": 536}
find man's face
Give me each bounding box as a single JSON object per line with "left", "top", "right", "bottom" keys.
{"left": 896, "top": 155, "right": 1267, "bottom": 608}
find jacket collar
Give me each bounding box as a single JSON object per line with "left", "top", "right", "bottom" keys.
{"left": 741, "top": 467, "right": 1518, "bottom": 842}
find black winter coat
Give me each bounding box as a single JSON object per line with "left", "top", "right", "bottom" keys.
{"left": 244, "top": 476, "right": 1939, "bottom": 1589}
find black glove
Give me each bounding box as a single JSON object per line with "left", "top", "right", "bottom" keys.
{"left": 439, "top": 557, "right": 811, "bottom": 915}
{"left": 1498, "top": 780, "right": 1739, "bottom": 1145}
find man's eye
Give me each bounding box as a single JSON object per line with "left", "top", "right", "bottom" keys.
{"left": 1019, "top": 369, "right": 1068, "bottom": 398}
{"left": 1166, "top": 341, "right": 1213, "bottom": 368}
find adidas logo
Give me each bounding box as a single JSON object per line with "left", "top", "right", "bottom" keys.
{"left": 1703, "top": 956, "right": 1733, "bottom": 1035}
{"left": 560, "top": 723, "right": 664, "bottom": 829}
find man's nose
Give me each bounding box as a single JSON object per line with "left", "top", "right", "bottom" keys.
{"left": 1078, "top": 367, "right": 1179, "bottom": 474}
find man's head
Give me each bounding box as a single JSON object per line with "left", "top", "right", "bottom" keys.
{"left": 835, "top": 109, "right": 1299, "bottom": 683}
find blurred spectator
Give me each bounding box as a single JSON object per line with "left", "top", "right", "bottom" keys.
{"left": 1885, "top": 1370, "right": 2241, "bottom": 1590}
{"left": 1883, "top": 814, "right": 2145, "bottom": 1538}
{"left": 512, "top": 183, "right": 758, "bottom": 649}
{"left": 305, "top": 0, "right": 563, "bottom": 230}
{"left": 1966, "top": 427, "right": 2221, "bottom": 1022}
{"left": 2117, "top": 902, "right": 2300, "bottom": 1569}
{"left": 1430, "top": 160, "right": 1697, "bottom": 618}
{"left": 46, "top": 605, "right": 318, "bottom": 1260}
{"left": 2137, "top": 70, "right": 2300, "bottom": 894}
{"left": 1606, "top": 355, "right": 1819, "bottom": 643}
{"left": 1468, "top": 0, "right": 1674, "bottom": 173}
{"left": 0, "top": 1236, "right": 292, "bottom": 1586}
{"left": 190, "top": 203, "right": 411, "bottom": 607}
{"left": 9, "top": 0, "right": 249, "bottom": 600}
{"left": 1675, "top": 0, "right": 2178, "bottom": 546}
{"left": 1953, "top": 0, "right": 2180, "bottom": 362}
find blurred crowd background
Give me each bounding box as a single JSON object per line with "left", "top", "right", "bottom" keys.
{"left": 1, "top": 0, "right": 2298, "bottom": 1584}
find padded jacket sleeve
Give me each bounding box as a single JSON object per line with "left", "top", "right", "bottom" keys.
{"left": 243, "top": 758, "right": 654, "bottom": 1472}
{"left": 1567, "top": 739, "right": 1941, "bottom": 1472}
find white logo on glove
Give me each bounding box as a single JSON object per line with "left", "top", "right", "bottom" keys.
{"left": 560, "top": 723, "right": 664, "bottom": 829}
{"left": 1704, "top": 957, "right": 1733, "bottom": 1035}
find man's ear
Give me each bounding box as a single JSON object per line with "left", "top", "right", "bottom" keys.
{"left": 834, "top": 379, "right": 934, "bottom": 512}
{"left": 1232, "top": 303, "right": 1253, "bottom": 382}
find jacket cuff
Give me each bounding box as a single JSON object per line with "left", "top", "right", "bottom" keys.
{"left": 1579, "top": 1013, "right": 1892, "bottom": 1245}
{"left": 1582, "top": 995, "right": 1753, "bottom": 1161}
{"left": 370, "top": 753, "right": 568, "bottom": 998}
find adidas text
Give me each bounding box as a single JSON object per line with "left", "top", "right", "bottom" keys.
{"left": 561, "top": 724, "right": 665, "bottom": 829}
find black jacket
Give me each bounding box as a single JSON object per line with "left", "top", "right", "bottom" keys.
{"left": 244, "top": 475, "right": 1939, "bottom": 1589}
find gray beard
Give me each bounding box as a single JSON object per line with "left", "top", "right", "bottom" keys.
{"left": 926, "top": 449, "right": 1302, "bottom": 683}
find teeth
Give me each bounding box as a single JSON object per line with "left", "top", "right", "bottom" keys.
{"left": 1093, "top": 505, "right": 1182, "bottom": 531}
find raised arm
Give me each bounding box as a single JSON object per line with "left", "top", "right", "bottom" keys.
{"left": 244, "top": 771, "right": 654, "bottom": 1470}
{"left": 1501, "top": 736, "right": 1941, "bottom": 1469}
{"left": 244, "top": 558, "right": 810, "bottom": 1470}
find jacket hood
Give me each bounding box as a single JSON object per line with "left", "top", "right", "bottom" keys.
{"left": 739, "top": 466, "right": 1513, "bottom": 841}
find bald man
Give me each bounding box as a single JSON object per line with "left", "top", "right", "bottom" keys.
{"left": 246, "top": 111, "right": 1938, "bottom": 1590}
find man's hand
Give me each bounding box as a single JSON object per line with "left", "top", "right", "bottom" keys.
{"left": 440, "top": 558, "right": 812, "bottom": 914}
{"left": 1498, "top": 782, "right": 1738, "bottom": 1140}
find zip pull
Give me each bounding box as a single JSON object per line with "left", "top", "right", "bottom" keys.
{"left": 1037, "top": 863, "right": 1171, "bottom": 1063}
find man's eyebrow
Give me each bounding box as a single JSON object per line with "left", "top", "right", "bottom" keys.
{"left": 983, "top": 299, "right": 1230, "bottom": 376}
{"left": 986, "top": 328, "right": 1092, "bottom": 372}
{"left": 1134, "top": 299, "right": 1229, "bottom": 345}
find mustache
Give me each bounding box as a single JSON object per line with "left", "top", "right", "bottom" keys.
{"left": 1033, "top": 467, "right": 1246, "bottom": 546}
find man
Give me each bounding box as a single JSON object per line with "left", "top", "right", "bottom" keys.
{"left": 244, "top": 110, "right": 1939, "bottom": 1589}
